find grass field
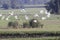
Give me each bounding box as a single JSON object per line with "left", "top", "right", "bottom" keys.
{"left": 0, "top": 8, "right": 60, "bottom": 28}
{"left": 0, "top": 37, "right": 60, "bottom": 40}
{"left": 0, "top": 8, "right": 60, "bottom": 40}
{"left": 0, "top": 8, "right": 60, "bottom": 30}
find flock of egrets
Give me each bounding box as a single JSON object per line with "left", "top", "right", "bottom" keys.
{"left": 0, "top": 9, "right": 51, "bottom": 21}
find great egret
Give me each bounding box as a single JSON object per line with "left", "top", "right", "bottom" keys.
{"left": 6, "top": 16, "right": 10, "bottom": 20}
{"left": 9, "top": 11, "right": 14, "bottom": 16}
{"left": 1, "top": 16, "right": 5, "bottom": 20}
{"left": 40, "top": 10, "right": 44, "bottom": 14}
{"left": 6, "top": 18, "right": 9, "bottom": 20}
{"left": 45, "top": 10, "right": 51, "bottom": 18}
{"left": 33, "top": 20, "right": 37, "bottom": 22}
{"left": 0, "top": 14, "right": 2, "bottom": 17}
{"left": 21, "top": 9, "right": 26, "bottom": 12}
{"left": 25, "top": 15, "right": 29, "bottom": 20}
{"left": 42, "top": 17, "right": 46, "bottom": 20}
{"left": 34, "top": 14, "right": 39, "bottom": 17}
{"left": 15, "top": 16, "right": 18, "bottom": 19}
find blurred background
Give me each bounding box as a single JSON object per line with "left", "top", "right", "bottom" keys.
{"left": 0, "top": 0, "right": 59, "bottom": 14}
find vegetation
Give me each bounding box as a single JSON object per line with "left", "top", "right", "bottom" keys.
{"left": 0, "top": 8, "right": 60, "bottom": 28}
{"left": 0, "top": 37, "right": 60, "bottom": 40}
{"left": 0, "top": 0, "right": 50, "bottom": 9}
{"left": 46, "top": 0, "right": 60, "bottom": 14}
{"left": 29, "top": 19, "right": 41, "bottom": 28}
{"left": 8, "top": 21, "right": 18, "bottom": 28}
{"left": 23, "top": 22, "right": 30, "bottom": 28}
{"left": 0, "top": 8, "right": 59, "bottom": 39}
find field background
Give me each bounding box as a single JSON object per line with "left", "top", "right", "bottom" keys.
{"left": 0, "top": 37, "right": 60, "bottom": 40}
{"left": 0, "top": 8, "right": 60, "bottom": 29}
{"left": 0, "top": 8, "right": 60, "bottom": 40}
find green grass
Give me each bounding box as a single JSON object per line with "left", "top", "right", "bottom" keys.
{"left": 0, "top": 8, "right": 60, "bottom": 32}
{"left": 0, "top": 27, "right": 60, "bottom": 34}
{"left": 0, "top": 37, "right": 60, "bottom": 40}
{"left": 0, "top": 8, "right": 60, "bottom": 40}
{"left": 0, "top": 8, "right": 46, "bottom": 14}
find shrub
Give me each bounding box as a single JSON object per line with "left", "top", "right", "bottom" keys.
{"left": 12, "top": 21, "right": 18, "bottom": 28}
{"left": 23, "top": 22, "right": 30, "bottom": 28}
{"left": 2, "top": 3, "right": 9, "bottom": 9}
{"left": 8, "top": 21, "right": 18, "bottom": 28}
{"left": 39, "top": 24, "right": 44, "bottom": 28}
{"left": 8, "top": 21, "right": 13, "bottom": 27}
{"left": 29, "top": 19, "right": 40, "bottom": 28}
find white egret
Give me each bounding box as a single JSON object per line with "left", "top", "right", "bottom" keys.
{"left": 15, "top": 16, "right": 18, "bottom": 19}
{"left": 42, "top": 17, "right": 46, "bottom": 20}
{"left": 40, "top": 10, "right": 44, "bottom": 14}
{"left": 0, "top": 14, "right": 2, "bottom": 17}
{"left": 9, "top": 11, "right": 14, "bottom": 15}
{"left": 34, "top": 14, "right": 39, "bottom": 17}
{"left": 25, "top": 15, "right": 29, "bottom": 20}
{"left": 45, "top": 11, "right": 48, "bottom": 14}
{"left": 45, "top": 10, "right": 51, "bottom": 18}
{"left": 6, "top": 18, "right": 9, "bottom": 20}
{"left": 6, "top": 16, "right": 10, "bottom": 20}
{"left": 1, "top": 16, "right": 5, "bottom": 20}
{"left": 33, "top": 20, "right": 37, "bottom": 22}
{"left": 47, "top": 12, "right": 51, "bottom": 18}
{"left": 21, "top": 9, "right": 26, "bottom": 12}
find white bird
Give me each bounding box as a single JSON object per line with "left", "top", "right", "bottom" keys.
{"left": 10, "top": 13, "right": 13, "bottom": 15}
{"left": 9, "top": 11, "right": 14, "bottom": 15}
{"left": 21, "top": 9, "right": 26, "bottom": 12}
{"left": 47, "top": 15, "right": 50, "bottom": 18}
{"left": 48, "top": 12, "right": 50, "bottom": 15}
{"left": 45, "top": 10, "right": 51, "bottom": 18}
{"left": 45, "top": 10, "right": 51, "bottom": 15}
{"left": 33, "top": 20, "right": 37, "bottom": 22}
{"left": 25, "top": 15, "right": 29, "bottom": 20}
{"left": 15, "top": 16, "right": 18, "bottom": 19}
{"left": 0, "top": 14, "right": 2, "bottom": 17}
{"left": 34, "top": 14, "right": 39, "bottom": 17}
{"left": 1, "top": 16, "right": 5, "bottom": 20}
{"left": 42, "top": 17, "right": 46, "bottom": 20}
{"left": 47, "top": 14, "right": 50, "bottom": 18}
{"left": 45, "top": 10, "right": 49, "bottom": 14}
{"left": 40, "top": 10, "right": 44, "bottom": 14}
{"left": 6, "top": 18, "right": 9, "bottom": 20}
{"left": 22, "top": 9, "right": 25, "bottom": 10}
{"left": 45, "top": 11, "right": 48, "bottom": 14}
{"left": 6, "top": 16, "right": 10, "bottom": 20}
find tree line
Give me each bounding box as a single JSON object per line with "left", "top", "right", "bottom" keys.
{"left": 45, "top": 0, "right": 60, "bottom": 14}
{"left": 0, "top": 0, "right": 49, "bottom": 9}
